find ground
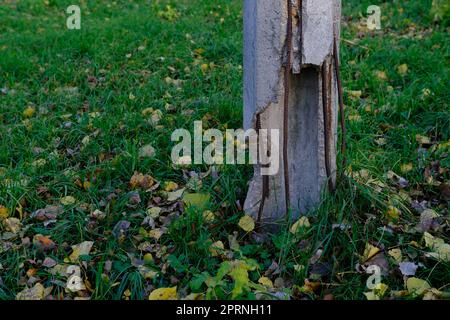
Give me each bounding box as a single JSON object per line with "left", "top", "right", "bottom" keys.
{"left": 0, "top": 0, "right": 448, "bottom": 300}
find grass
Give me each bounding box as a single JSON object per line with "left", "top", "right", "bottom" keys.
{"left": 0, "top": 0, "right": 449, "bottom": 300}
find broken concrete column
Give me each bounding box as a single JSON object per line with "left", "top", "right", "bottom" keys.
{"left": 244, "top": 0, "right": 341, "bottom": 224}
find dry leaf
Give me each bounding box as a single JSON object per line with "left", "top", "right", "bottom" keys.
{"left": 209, "top": 240, "right": 224, "bottom": 257}
{"left": 0, "top": 205, "right": 9, "bottom": 220}
{"left": 69, "top": 241, "right": 94, "bottom": 262}
{"left": 406, "top": 277, "right": 431, "bottom": 296}
{"left": 397, "top": 64, "right": 408, "bottom": 76}
{"left": 139, "top": 144, "right": 155, "bottom": 158}
{"left": 16, "top": 283, "right": 45, "bottom": 300}
{"left": 60, "top": 196, "right": 76, "bottom": 206}
{"left": 149, "top": 287, "right": 177, "bottom": 300}
{"left": 167, "top": 188, "right": 185, "bottom": 201}
{"left": 4, "top": 217, "right": 21, "bottom": 233}
{"left": 290, "top": 216, "right": 311, "bottom": 233}
{"left": 238, "top": 215, "right": 255, "bottom": 232}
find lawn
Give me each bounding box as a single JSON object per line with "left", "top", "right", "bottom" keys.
{"left": 0, "top": 0, "right": 448, "bottom": 300}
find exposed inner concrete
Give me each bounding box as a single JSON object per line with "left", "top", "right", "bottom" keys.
{"left": 244, "top": 0, "right": 341, "bottom": 224}
{"left": 288, "top": 68, "right": 323, "bottom": 213}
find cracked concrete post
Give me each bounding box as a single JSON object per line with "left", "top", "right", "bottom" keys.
{"left": 244, "top": 0, "right": 341, "bottom": 225}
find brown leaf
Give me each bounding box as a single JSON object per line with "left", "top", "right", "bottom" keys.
{"left": 33, "top": 234, "right": 56, "bottom": 251}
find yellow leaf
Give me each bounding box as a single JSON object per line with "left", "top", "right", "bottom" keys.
{"left": 258, "top": 277, "right": 273, "bottom": 288}
{"left": 202, "top": 210, "right": 215, "bottom": 223}
{"left": 83, "top": 181, "right": 91, "bottom": 190}
{"left": 209, "top": 240, "right": 224, "bottom": 257}
{"left": 147, "top": 207, "right": 162, "bottom": 219}
{"left": 23, "top": 107, "right": 35, "bottom": 118}
{"left": 164, "top": 181, "right": 179, "bottom": 192}
{"left": 386, "top": 206, "right": 401, "bottom": 220}
{"left": 194, "top": 48, "right": 205, "bottom": 56}
{"left": 406, "top": 277, "right": 431, "bottom": 296}
{"left": 149, "top": 287, "right": 177, "bottom": 300}
{"left": 375, "top": 70, "right": 388, "bottom": 81}
{"left": 364, "top": 283, "right": 389, "bottom": 300}
{"left": 362, "top": 243, "right": 381, "bottom": 262}
{"left": 388, "top": 248, "right": 402, "bottom": 264}
{"left": 4, "top": 217, "right": 21, "bottom": 233}
{"left": 143, "top": 253, "right": 154, "bottom": 264}
{"left": 422, "top": 88, "right": 431, "bottom": 97}
{"left": 182, "top": 193, "right": 210, "bottom": 209}
{"left": 141, "top": 107, "right": 154, "bottom": 116}
{"left": 397, "top": 64, "right": 408, "bottom": 76}
{"left": 238, "top": 215, "right": 255, "bottom": 232}
{"left": 200, "top": 64, "right": 209, "bottom": 73}
{"left": 0, "top": 205, "right": 9, "bottom": 220}
{"left": 348, "top": 90, "right": 362, "bottom": 99}
{"left": 400, "top": 163, "right": 413, "bottom": 173}
{"left": 364, "top": 291, "right": 379, "bottom": 300}
{"left": 290, "top": 216, "right": 310, "bottom": 234}
{"left": 60, "top": 196, "right": 76, "bottom": 206}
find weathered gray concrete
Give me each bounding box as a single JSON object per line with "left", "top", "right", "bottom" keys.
{"left": 244, "top": 0, "right": 341, "bottom": 224}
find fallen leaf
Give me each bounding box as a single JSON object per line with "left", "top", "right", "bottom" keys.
{"left": 400, "top": 163, "right": 414, "bottom": 173}
{"left": 406, "top": 277, "right": 431, "bottom": 296}
{"left": 416, "top": 134, "right": 431, "bottom": 145}
{"left": 202, "top": 210, "right": 215, "bottom": 223}
{"left": 290, "top": 216, "right": 311, "bottom": 233}
{"left": 364, "top": 283, "right": 389, "bottom": 300}
{"left": 147, "top": 207, "right": 162, "bottom": 219}
{"left": 149, "top": 287, "right": 177, "bottom": 300}
{"left": 423, "top": 232, "right": 450, "bottom": 262}
{"left": 69, "top": 241, "right": 94, "bottom": 262}
{"left": 148, "top": 228, "right": 164, "bottom": 240}
{"left": 397, "top": 64, "right": 408, "bottom": 76}
{"left": 348, "top": 90, "right": 362, "bottom": 99}
{"left": 23, "top": 107, "right": 36, "bottom": 118}
{"left": 258, "top": 277, "right": 274, "bottom": 288}
{"left": 418, "top": 209, "right": 441, "bottom": 232}
{"left": 164, "top": 181, "right": 179, "bottom": 192}
{"left": 209, "top": 240, "right": 225, "bottom": 257}
{"left": 130, "top": 172, "right": 155, "bottom": 190}
{"left": 388, "top": 248, "right": 402, "bottom": 264}
{"left": 3, "top": 217, "right": 21, "bottom": 233}
{"left": 361, "top": 243, "right": 381, "bottom": 263}
{"left": 16, "top": 283, "right": 45, "bottom": 300}
{"left": 167, "top": 188, "right": 185, "bottom": 202}
{"left": 375, "top": 70, "right": 388, "bottom": 81}
{"left": 42, "top": 257, "right": 57, "bottom": 268}
{"left": 33, "top": 234, "right": 56, "bottom": 251}
{"left": 182, "top": 193, "right": 210, "bottom": 209}
{"left": 0, "top": 205, "right": 9, "bottom": 220}
{"left": 139, "top": 144, "right": 155, "bottom": 158}
{"left": 386, "top": 206, "right": 401, "bottom": 220}
{"left": 138, "top": 265, "right": 158, "bottom": 280}
{"left": 238, "top": 215, "right": 255, "bottom": 232}
{"left": 60, "top": 196, "right": 76, "bottom": 206}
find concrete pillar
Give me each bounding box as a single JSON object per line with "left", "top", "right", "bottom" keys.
{"left": 244, "top": 0, "right": 341, "bottom": 224}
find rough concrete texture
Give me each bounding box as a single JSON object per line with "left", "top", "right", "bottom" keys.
{"left": 244, "top": 0, "right": 341, "bottom": 223}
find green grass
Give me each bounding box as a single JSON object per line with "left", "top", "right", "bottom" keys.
{"left": 0, "top": 0, "right": 449, "bottom": 300}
